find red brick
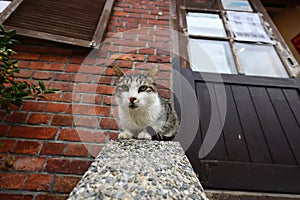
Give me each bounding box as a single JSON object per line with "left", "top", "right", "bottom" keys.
{"left": 103, "top": 96, "right": 116, "bottom": 106}
{"left": 148, "top": 41, "right": 171, "bottom": 49}
{"left": 102, "top": 45, "right": 120, "bottom": 52}
{"left": 157, "top": 79, "right": 171, "bottom": 89}
{"left": 96, "top": 85, "right": 115, "bottom": 95}
{"left": 148, "top": 55, "right": 171, "bottom": 63}
{"left": 98, "top": 76, "right": 113, "bottom": 85}
{"left": 110, "top": 54, "right": 145, "bottom": 62}
{"left": 65, "top": 64, "right": 79, "bottom": 73}
{"left": 24, "top": 174, "right": 54, "bottom": 191}
{"left": 81, "top": 94, "right": 103, "bottom": 104}
{"left": 9, "top": 126, "right": 57, "bottom": 140}
{"left": 53, "top": 175, "right": 81, "bottom": 193}
{"left": 59, "top": 129, "right": 106, "bottom": 143}
{"left": 119, "top": 46, "right": 137, "bottom": 53}
{"left": 45, "top": 103, "right": 68, "bottom": 113}
{"left": 16, "top": 69, "right": 33, "bottom": 78}
{"left": 158, "top": 89, "right": 171, "bottom": 99}
{"left": 116, "top": 3, "right": 131, "bottom": 8}
{"left": 158, "top": 71, "right": 170, "bottom": 79}
{"left": 32, "top": 71, "right": 53, "bottom": 80}
{"left": 109, "top": 132, "right": 119, "bottom": 141}
{"left": 113, "top": 39, "right": 147, "bottom": 47}
{"left": 43, "top": 93, "right": 61, "bottom": 102}
{"left": 35, "top": 194, "right": 68, "bottom": 200}
{"left": 45, "top": 158, "right": 92, "bottom": 174}
{"left": 60, "top": 93, "right": 81, "bottom": 103}
{"left": 0, "top": 124, "right": 9, "bottom": 136}
{"left": 40, "top": 142, "right": 66, "bottom": 155}
{"left": 68, "top": 104, "right": 110, "bottom": 116}
{"left": 0, "top": 140, "right": 15, "bottom": 152}
{"left": 13, "top": 141, "right": 41, "bottom": 154}
{"left": 51, "top": 115, "right": 74, "bottom": 126}
{"left": 22, "top": 101, "right": 48, "bottom": 112}
{"left": 143, "top": 14, "right": 157, "bottom": 19}
{"left": 48, "top": 82, "right": 74, "bottom": 92}
{"left": 28, "top": 113, "right": 51, "bottom": 124}
{"left": 69, "top": 65, "right": 104, "bottom": 74}
{"left": 40, "top": 55, "right": 69, "bottom": 62}
{"left": 105, "top": 67, "right": 115, "bottom": 76}
{"left": 156, "top": 35, "right": 171, "bottom": 42}
{"left": 5, "top": 112, "right": 28, "bottom": 123}
{"left": 90, "top": 145, "right": 104, "bottom": 158}
{"left": 149, "top": 29, "right": 171, "bottom": 36}
{"left": 114, "top": 11, "right": 128, "bottom": 16}
{"left": 0, "top": 193, "right": 33, "bottom": 200}
{"left": 139, "top": 48, "right": 155, "bottom": 55}
{"left": 13, "top": 157, "right": 45, "bottom": 172}
{"left": 12, "top": 53, "right": 41, "bottom": 60}
{"left": 16, "top": 60, "right": 30, "bottom": 68}
{"left": 97, "top": 58, "right": 114, "bottom": 66}
{"left": 74, "top": 74, "right": 95, "bottom": 83}
{"left": 149, "top": 19, "right": 170, "bottom": 25}
{"left": 100, "top": 118, "right": 119, "bottom": 130}
{"left": 75, "top": 83, "right": 98, "bottom": 93}
{"left": 123, "top": 7, "right": 149, "bottom": 14}
{"left": 29, "top": 62, "right": 65, "bottom": 71}
{"left": 75, "top": 116, "right": 98, "bottom": 128}
{"left": 65, "top": 144, "right": 89, "bottom": 157}
{"left": 0, "top": 174, "right": 26, "bottom": 189}
{"left": 53, "top": 73, "right": 73, "bottom": 82}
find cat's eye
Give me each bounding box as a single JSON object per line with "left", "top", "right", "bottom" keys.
{"left": 138, "top": 85, "right": 148, "bottom": 93}
{"left": 120, "top": 85, "right": 129, "bottom": 91}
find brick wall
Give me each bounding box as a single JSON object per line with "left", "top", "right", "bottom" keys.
{"left": 0, "top": 0, "right": 172, "bottom": 199}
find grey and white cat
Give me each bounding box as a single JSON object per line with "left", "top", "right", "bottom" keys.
{"left": 113, "top": 65, "right": 179, "bottom": 140}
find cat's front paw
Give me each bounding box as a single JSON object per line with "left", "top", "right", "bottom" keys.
{"left": 137, "top": 132, "right": 152, "bottom": 140}
{"left": 118, "top": 131, "right": 133, "bottom": 140}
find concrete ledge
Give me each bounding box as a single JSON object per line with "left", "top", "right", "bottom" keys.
{"left": 68, "top": 140, "right": 208, "bottom": 200}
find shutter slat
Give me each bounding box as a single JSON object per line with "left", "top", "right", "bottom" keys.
{"left": 4, "top": 0, "right": 107, "bottom": 43}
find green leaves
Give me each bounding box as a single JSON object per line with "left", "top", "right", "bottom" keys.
{"left": 0, "top": 25, "right": 60, "bottom": 111}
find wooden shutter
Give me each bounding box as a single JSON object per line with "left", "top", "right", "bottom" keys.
{"left": 1, "top": 0, "right": 115, "bottom": 48}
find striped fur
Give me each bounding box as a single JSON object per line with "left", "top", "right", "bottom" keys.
{"left": 113, "top": 65, "right": 179, "bottom": 141}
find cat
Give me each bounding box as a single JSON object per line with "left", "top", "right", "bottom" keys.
{"left": 113, "top": 65, "right": 179, "bottom": 141}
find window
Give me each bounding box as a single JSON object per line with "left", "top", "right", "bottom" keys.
{"left": 180, "top": 0, "right": 299, "bottom": 78}
{"left": 189, "top": 39, "right": 237, "bottom": 74}
{"left": 236, "top": 43, "right": 289, "bottom": 77}
{"left": 0, "top": 0, "right": 115, "bottom": 48}
{"left": 186, "top": 13, "right": 227, "bottom": 37}
{"left": 0, "top": 1, "right": 11, "bottom": 13}
{"left": 220, "top": 0, "right": 253, "bottom": 11}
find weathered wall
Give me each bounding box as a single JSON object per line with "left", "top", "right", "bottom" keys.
{"left": 270, "top": 7, "right": 300, "bottom": 64}
{"left": 0, "top": 0, "right": 173, "bottom": 199}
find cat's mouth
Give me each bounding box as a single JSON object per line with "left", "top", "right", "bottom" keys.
{"left": 129, "top": 103, "right": 138, "bottom": 109}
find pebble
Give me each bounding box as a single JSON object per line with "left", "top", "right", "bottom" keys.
{"left": 68, "top": 140, "right": 208, "bottom": 200}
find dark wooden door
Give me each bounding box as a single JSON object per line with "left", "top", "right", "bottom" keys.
{"left": 175, "top": 61, "right": 300, "bottom": 193}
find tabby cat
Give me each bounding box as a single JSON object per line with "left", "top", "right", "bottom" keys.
{"left": 113, "top": 65, "right": 179, "bottom": 140}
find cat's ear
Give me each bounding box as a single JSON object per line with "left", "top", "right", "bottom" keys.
{"left": 112, "top": 65, "right": 126, "bottom": 77}
{"left": 146, "top": 64, "right": 159, "bottom": 79}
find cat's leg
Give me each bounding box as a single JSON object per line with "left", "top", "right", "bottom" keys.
{"left": 137, "top": 131, "right": 152, "bottom": 140}
{"left": 118, "top": 130, "right": 134, "bottom": 140}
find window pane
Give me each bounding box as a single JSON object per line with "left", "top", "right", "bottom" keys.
{"left": 186, "top": 13, "right": 227, "bottom": 37}
{"left": 185, "top": 0, "right": 218, "bottom": 9}
{"left": 227, "top": 11, "right": 272, "bottom": 43}
{"left": 189, "top": 39, "right": 237, "bottom": 74}
{"left": 236, "top": 43, "right": 289, "bottom": 78}
{"left": 221, "top": 0, "right": 253, "bottom": 11}
{"left": 0, "top": 1, "right": 11, "bottom": 13}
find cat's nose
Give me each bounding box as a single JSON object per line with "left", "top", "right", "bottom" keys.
{"left": 129, "top": 97, "right": 137, "bottom": 103}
